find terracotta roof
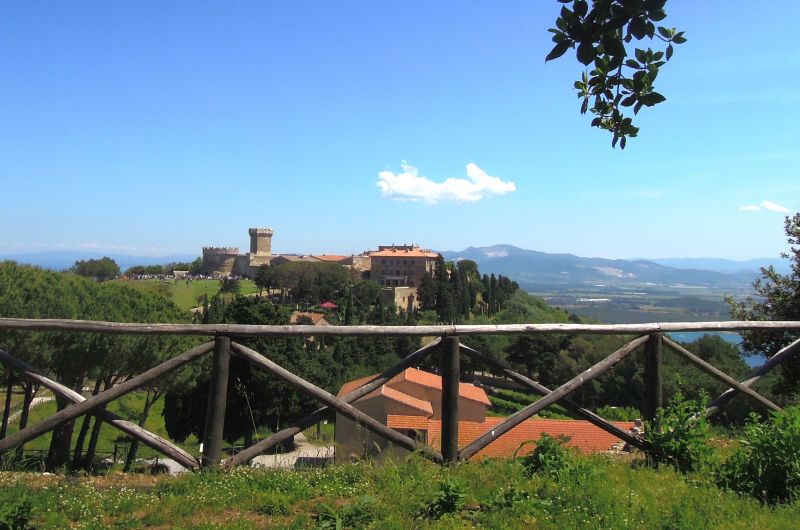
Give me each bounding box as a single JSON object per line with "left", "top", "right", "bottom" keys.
{"left": 289, "top": 311, "right": 329, "bottom": 325}
{"left": 398, "top": 368, "right": 492, "bottom": 406}
{"left": 375, "top": 386, "right": 433, "bottom": 415}
{"left": 313, "top": 255, "right": 348, "bottom": 262}
{"left": 336, "top": 368, "right": 491, "bottom": 406}
{"left": 337, "top": 374, "right": 376, "bottom": 398}
{"left": 386, "top": 415, "right": 635, "bottom": 456}
{"left": 274, "top": 255, "right": 320, "bottom": 263}
{"left": 368, "top": 249, "right": 439, "bottom": 258}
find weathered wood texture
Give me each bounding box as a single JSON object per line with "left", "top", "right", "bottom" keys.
{"left": 643, "top": 334, "right": 663, "bottom": 421}
{"left": 0, "top": 348, "right": 199, "bottom": 469}
{"left": 440, "top": 337, "right": 460, "bottom": 463}
{"left": 662, "top": 336, "right": 781, "bottom": 412}
{"left": 459, "top": 335, "right": 649, "bottom": 460}
{"left": 230, "top": 342, "right": 443, "bottom": 463}
{"left": 458, "top": 343, "right": 646, "bottom": 451}
{"left": 223, "top": 338, "right": 442, "bottom": 467}
{"left": 0, "top": 341, "right": 214, "bottom": 454}
{"left": 706, "top": 337, "right": 800, "bottom": 417}
{"left": 2, "top": 317, "right": 800, "bottom": 337}
{"left": 202, "top": 336, "right": 231, "bottom": 466}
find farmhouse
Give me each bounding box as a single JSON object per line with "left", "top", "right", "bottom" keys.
{"left": 335, "top": 368, "right": 634, "bottom": 462}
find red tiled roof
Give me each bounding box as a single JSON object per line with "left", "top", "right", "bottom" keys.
{"left": 376, "top": 386, "right": 433, "bottom": 415}
{"left": 289, "top": 311, "right": 329, "bottom": 325}
{"left": 398, "top": 368, "right": 492, "bottom": 406}
{"left": 387, "top": 415, "right": 635, "bottom": 456}
{"left": 368, "top": 249, "right": 439, "bottom": 258}
{"left": 336, "top": 368, "right": 490, "bottom": 406}
{"left": 337, "top": 374, "right": 376, "bottom": 398}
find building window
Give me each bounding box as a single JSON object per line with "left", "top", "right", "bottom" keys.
{"left": 396, "top": 428, "right": 428, "bottom": 444}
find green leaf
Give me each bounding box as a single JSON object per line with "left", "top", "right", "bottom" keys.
{"left": 673, "top": 34, "right": 687, "bottom": 44}
{"left": 576, "top": 42, "right": 596, "bottom": 65}
{"left": 657, "top": 26, "right": 671, "bottom": 39}
{"left": 580, "top": 98, "right": 589, "bottom": 114}
{"left": 620, "top": 135, "right": 627, "bottom": 149}
{"left": 625, "top": 59, "right": 640, "bottom": 68}
{"left": 574, "top": 0, "right": 588, "bottom": 17}
{"left": 545, "top": 41, "right": 570, "bottom": 62}
{"left": 635, "top": 48, "right": 647, "bottom": 63}
{"left": 621, "top": 94, "right": 637, "bottom": 107}
{"left": 649, "top": 92, "right": 666, "bottom": 104}
{"left": 602, "top": 36, "right": 626, "bottom": 57}
{"left": 630, "top": 17, "right": 647, "bottom": 39}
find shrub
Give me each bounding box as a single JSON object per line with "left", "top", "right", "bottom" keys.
{"left": 717, "top": 406, "right": 800, "bottom": 504}
{"left": 417, "top": 478, "right": 465, "bottom": 520}
{"left": 518, "top": 434, "right": 573, "bottom": 477}
{"left": 0, "top": 494, "right": 32, "bottom": 530}
{"left": 315, "top": 497, "right": 374, "bottom": 530}
{"left": 644, "top": 391, "right": 713, "bottom": 473}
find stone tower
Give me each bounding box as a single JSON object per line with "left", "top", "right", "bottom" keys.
{"left": 249, "top": 227, "right": 274, "bottom": 256}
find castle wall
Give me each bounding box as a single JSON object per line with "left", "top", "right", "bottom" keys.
{"left": 249, "top": 228, "right": 274, "bottom": 255}
{"left": 232, "top": 255, "right": 255, "bottom": 277}
{"left": 202, "top": 248, "right": 239, "bottom": 275}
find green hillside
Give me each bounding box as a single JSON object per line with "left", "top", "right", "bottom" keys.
{"left": 109, "top": 278, "right": 257, "bottom": 311}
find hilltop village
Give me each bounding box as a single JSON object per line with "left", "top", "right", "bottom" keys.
{"left": 202, "top": 227, "right": 439, "bottom": 309}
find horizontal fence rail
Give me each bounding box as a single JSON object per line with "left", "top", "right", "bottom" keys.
{"left": 1, "top": 318, "right": 798, "bottom": 470}
{"left": 2, "top": 318, "right": 800, "bottom": 336}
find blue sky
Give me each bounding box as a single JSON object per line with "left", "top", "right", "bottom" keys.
{"left": 0, "top": 1, "right": 798, "bottom": 260}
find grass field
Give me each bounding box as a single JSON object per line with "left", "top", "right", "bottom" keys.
{"left": 110, "top": 279, "right": 258, "bottom": 311}
{"left": 4, "top": 391, "right": 202, "bottom": 461}
{"left": 1, "top": 453, "right": 798, "bottom": 529}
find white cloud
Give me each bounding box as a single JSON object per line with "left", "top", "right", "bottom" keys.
{"left": 377, "top": 162, "right": 516, "bottom": 204}
{"left": 738, "top": 200, "right": 790, "bottom": 213}
{"left": 760, "top": 200, "right": 790, "bottom": 213}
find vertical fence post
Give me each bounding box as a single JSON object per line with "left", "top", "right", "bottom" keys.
{"left": 440, "top": 336, "right": 460, "bottom": 464}
{"left": 202, "top": 335, "right": 231, "bottom": 467}
{"left": 643, "top": 333, "right": 663, "bottom": 422}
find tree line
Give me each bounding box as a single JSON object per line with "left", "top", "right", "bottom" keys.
{"left": 2, "top": 209, "right": 799, "bottom": 471}
{"left": 0, "top": 261, "right": 195, "bottom": 470}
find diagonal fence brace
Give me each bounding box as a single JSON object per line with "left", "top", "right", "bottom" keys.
{"left": 230, "top": 341, "right": 444, "bottom": 464}
{"left": 0, "top": 341, "right": 214, "bottom": 455}
{"left": 458, "top": 343, "right": 647, "bottom": 451}
{"left": 662, "top": 336, "right": 781, "bottom": 413}
{"left": 459, "top": 335, "right": 649, "bottom": 461}
{"left": 0, "top": 348, "right": 199, "bottom": 470}
{"left": 224, "top": 338, "right": 443, "bottom": 467}
{"left": 706, "top": 337, "right": 800, "bottom": 417}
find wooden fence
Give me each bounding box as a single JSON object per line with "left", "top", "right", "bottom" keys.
{"left": 1, "top": 318, "right": 799, "bottom": 469}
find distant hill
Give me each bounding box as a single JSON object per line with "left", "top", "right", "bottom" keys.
{"left": 648, "top": 257, "right": 791, "bottom": 275}
{"left": 440, "top": 244, "right": 765, "bottom": 291}
{"left": 0, "top": 251, "right": 198, "bottom": 272}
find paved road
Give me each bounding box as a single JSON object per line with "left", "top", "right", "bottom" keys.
{"left": 8, "top": 396, "right": 53, "bottom": 423}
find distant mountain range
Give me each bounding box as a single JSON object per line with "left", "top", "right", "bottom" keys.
{"left": 440, "top": 245, "right": 790, "bottom": 292}
{"left": 1, "top": 246, "right": 791, "bottom": 292}
{"left": 0, "top": 251, "right": 198, "bottom": 272}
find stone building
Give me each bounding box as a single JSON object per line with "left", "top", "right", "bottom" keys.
{"left": 201, "top": 227, "right": 276, "bottom": 277}
{"left": 367, "top": 245, "right": 439, "bottom": 288}
{"left": 201, "top": 228, "right": 374, "bottom": 279}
